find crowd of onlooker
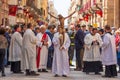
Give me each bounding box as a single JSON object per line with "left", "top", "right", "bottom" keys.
{"left": 0, "top": 23, "right": 120, "bottom": 78}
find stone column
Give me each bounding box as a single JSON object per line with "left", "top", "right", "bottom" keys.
{"left": 107, "top": 0, "right": 114, "bottom": 26}
{"left": 114, "top": 0, "right": 120, "bottom": 28}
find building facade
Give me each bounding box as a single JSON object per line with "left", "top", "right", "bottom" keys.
{"left": 40, "top": 0, "right": 48, "bottom": 20}
{"left": 7, "top": 0, "right": 49, "bottom": 26}
{"left": 48, "top": 1, "right": 58, "bottom": 25}
{"left": 68, "top": 0, "right": 120, "bottom": 28}
{"left": 68, "top": 0, "right": 79, "bottom": 25}
{"left": 0, "top": 0, "right": 9, "bottom": 26}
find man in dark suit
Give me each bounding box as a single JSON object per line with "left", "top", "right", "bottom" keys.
{"left": 75, "top": 24, "right": 85, "bottom": 71}
{"left": 46, "top": 25, "right": 55, "bottom": 69}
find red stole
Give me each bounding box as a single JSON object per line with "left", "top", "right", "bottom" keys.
{"left": 36, "top": 33, "right": 48, "bottom": 68}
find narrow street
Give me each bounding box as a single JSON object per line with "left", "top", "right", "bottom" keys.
{"left": 1, "top": 68, "right": 120, "bottom": 80}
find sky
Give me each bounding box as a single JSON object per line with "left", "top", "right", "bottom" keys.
{"left": 50, "top": 0, "right": 71, "bottom": 25}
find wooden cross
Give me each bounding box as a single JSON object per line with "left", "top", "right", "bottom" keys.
{"left": 48, "top": 11, "right": 76, "bottom": 28}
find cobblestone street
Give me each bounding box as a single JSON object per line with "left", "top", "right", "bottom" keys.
{"left": 0, "top": 68, "right": 120, "bottom": 80}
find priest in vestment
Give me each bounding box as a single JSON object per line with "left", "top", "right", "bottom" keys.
{"left": 9, "top": 25, "right": 23, "bottom": 73}
{"left": 101, "top": 25, "right": 117, "bottom": 78}
{"left": 36, "top": 25, "right": 51, "bottom": 72}
{"left": 83, "top": 28, "right": 103, "bottom": 74}
{"left": 22, "top": 23, "right": 39, "bottom": 76}
{"left": 52, "top": 27, "right": 70, "bottom": 77}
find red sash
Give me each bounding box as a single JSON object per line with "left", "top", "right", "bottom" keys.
{"left": 36, "top": 33, "right": 48, "bottom": 68}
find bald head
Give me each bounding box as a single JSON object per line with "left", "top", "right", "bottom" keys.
{"left": 40, "top": 25, "right": 47, "bottom": 34}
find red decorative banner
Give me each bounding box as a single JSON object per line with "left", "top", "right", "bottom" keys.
{"left": 95, "top": 10, "right": 103, "bottom": 17}
{"left": 9, "top": 5, "right": 17, "bottom": 16}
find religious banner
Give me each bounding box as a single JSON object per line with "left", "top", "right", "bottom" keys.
{"left": 9, "top": 15, "right": 16, "bottom": 25}
{"left": 9, "top": 5, "right": 17, "bottom": 16}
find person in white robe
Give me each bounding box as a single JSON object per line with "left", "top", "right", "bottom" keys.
{"left": 36, "top": 25, "right": 51, "bottom": 72}
{"left": 9, "top": 25, "right": 23, "bottom": 73}
{"left": 22, "top": 23, "right": 39, "bottom": 76}
{"left": 101, "top": 25, "right": 117, "bottom": 78}
{"left": 83, "top": 28, "right": 103, "bottom": 74}
{"left": 52, "top": 27, "right": 70, "bottom": 77}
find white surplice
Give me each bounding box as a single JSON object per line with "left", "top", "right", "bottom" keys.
{"left": 36, "top": 32, "right": 51, "bottom": 69}
{"left": 101, "top": 33, "right": 117, "bottom": 65}
{"left": 52, "top": 32, "right": 70, "bottom": 75}
{"left": 22, "top": 29, "right": 37, "bottom": 71}
{"left": 83, "top": 33, "right": 103, "bottom": 61}
{"left": 9, "top": 32, "right": 22, "bottom": 62}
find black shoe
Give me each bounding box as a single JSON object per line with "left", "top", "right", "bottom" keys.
{"left": 62, "top": 75, "right": 67, "bottom": 77}
{"left": 2, "top": 73, "right": 6, "bottom": 77}
{"left": 30, "top": 71, "right": 39, "bottom": 76}
{"left": 38, "top": 69, "right": 42, "bottom": 72}
{"left": 42, "top": 69, "right": 48, "bottom": 72}
{"left": 95, "top": 72, "right": 101, "bottom": 75}
{"left": 26, "top": 69, "right": 31, "bottom": 76}
{"left": 54, "top": 74, "right": 59, "bottom": 77}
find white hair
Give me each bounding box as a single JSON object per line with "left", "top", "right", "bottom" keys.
{"left": 40, "top": 25, "right": 46, "bottom": 29}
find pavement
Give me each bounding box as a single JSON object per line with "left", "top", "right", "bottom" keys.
{"left": 0, "top": 67, "right": 120, "bottom": 80}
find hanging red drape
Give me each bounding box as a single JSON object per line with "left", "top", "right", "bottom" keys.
{"left": 9, "top": 5, "right": 17, "bottom": 16}
{"left": 96, "top": 10, "right": 103, "bottom": 17}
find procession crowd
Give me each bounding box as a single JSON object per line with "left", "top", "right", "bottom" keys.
{"left": 0, "top": 23, "right": 120, "bottom": 78}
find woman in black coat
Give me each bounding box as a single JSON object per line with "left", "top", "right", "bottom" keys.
{"left": 0, "top": 27, "right": 8, "bottom": 77}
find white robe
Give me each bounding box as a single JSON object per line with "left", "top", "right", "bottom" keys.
{"left": 101, "top": 33, "right": 117, "bottom": 65}
{"left": 9, "top": 32, "right": 22, "bottom": 62}
{"left": 52, "top": 32, "right": 70, "bottom": 75}
{"left": 22, "top": 29, "right": 37, "bottom": 71}
{"left": 36, "top": 33, "right": 51, "bottom": 69}
{"left": 83, "top": 33, "right": 102, "bottom": 61}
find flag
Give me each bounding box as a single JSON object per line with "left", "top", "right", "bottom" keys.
{"left": 96, "top": 10, "right": 103, "bottom": 17}
{"left": 9, "top": 15, "right": 16, "bottom": 25}
{"left": 9, "top": 5, "right": 17, "bottom": 16}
